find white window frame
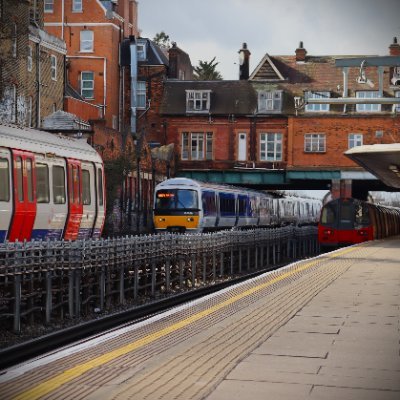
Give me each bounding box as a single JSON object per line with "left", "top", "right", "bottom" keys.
{"left": 258, "top": 91, "right": 282, "bottom": 112}
{"left": 394, "top": 91, "right": 400, "bottom": 113}
{"left": 356, "top": 91, "right": 381, "bottom": 112}
{"left": 260, "top": 133, "right": 283, "bottom": 161}
{"left": 348, "top": 133, "right": 363, "bottom": 149}
{"left": 72, "top": 0, "right": 82, "bottom": 12}
{"left": 27, "top": 45, "right": 33, "bottom": 72}
{"left": 44, "top": 0, "right": 54, "bottom": 13}
{"left": 181, "top": 132, "right": 213, "bottom": 160}
{"left": 80, "top": 30, "right": 94, "bottom": 52}
{"left": 81, "top": 71, "right": 94, "bottom": 99}
{"left": 50, "top": 55, "right": 57, "bottom": 80}
{"left": 137, "top": 43, "right": 146, "bottom": 61}
{"left": 304, "top": 133, "right": 326, "bottom": 153}
{"left": 305, "top": 91, "right": 330, "bottom": 112}
{"left": 137, "top": 81, "right": 146, "bottom": 109}
{"left": 186, "top": 90, "right": 211, "bottom": 113}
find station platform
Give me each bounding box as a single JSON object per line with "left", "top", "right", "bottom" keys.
{"left": 1, "top": 237, "right": 399, "bottom": 400}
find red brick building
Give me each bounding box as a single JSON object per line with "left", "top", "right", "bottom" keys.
{"left": 160, "top": 40, "right": 400, "bottom": 198}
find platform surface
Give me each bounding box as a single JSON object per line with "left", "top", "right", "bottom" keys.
{"left": 1, "top": 238, "right": 399, "bottom": 400}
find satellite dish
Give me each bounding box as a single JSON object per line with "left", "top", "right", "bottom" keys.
{"left": 239, "top": 51, "right": 245, "bottom": 66}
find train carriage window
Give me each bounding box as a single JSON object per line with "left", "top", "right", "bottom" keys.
{"left": 97, "top": 168, "right": 103, "bottom": 206}
{"left": 36, "top": 163, "right": 49, "bottom": 203}
{"left": 238, "top": 195, "right": 247, "bottom": 216}
{"left": 0, "top": 158, "right": 10, "bottom": 201}
{"left": 26, "top": 159, "right": 34, "bottom": 202}
{"left": 53, "top": 165, "right": 66, "bottom": 204}
{"left": 82, "top": 169, "right": 91, "bottom": 205}
{"left": 15, "top": 157, "right": 24, "bottom": 202}
{"left": 219, "top": 193, "right": 235, "bottom": 216}
{"left": 202, "top": 191, "right": 216, "bottom": 216}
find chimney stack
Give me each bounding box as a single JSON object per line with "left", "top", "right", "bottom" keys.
{"left": 389, "top": 37, "right": 400, "bottom": 56}
{"left": 295, "top": 41, "right": 307, "bottom": 62}
{"left": 238, "top": 43, "right": 251, "bottom": 80}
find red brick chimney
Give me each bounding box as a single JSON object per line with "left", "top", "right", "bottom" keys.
{"left": 389, "top": 37, "right": 400, "bottom": 56}
{"left": 295, "top": 41, "right": 307, "bottom": 62}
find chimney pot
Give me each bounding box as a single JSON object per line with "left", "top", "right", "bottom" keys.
{"left": 389, "top": 36, "right": 400, "bottom": 56}
{"left": 295, "top": 41, "right": 307, "bottom": 62}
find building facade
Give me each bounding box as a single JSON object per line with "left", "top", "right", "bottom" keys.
{"left": 0, "top": 0, "right": 66, "bottom": 127}
{"left": 44, "top": 0, "right": 139, "bottom": 132}
{"left": 160, "top": 40, "right": 400, "bottom": 198}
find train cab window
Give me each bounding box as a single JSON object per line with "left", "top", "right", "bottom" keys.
{"left": 53, "top": 165, "right": 66, "bottom": 204}
{"left": 320, "top": 202, "right": 336, "bottom": 225}
{"left": 155, "top": 189, "right": 198, "bottom": 210}
{"left": 355, "top": 203, "right": 370, "bottom": 226}
{"left": 36, "top": 163, "right": 49, "bottom": 203}
{"left": 26, "top": 159, "right": 34, "bottom": 202}
{"left": 0, "top": 158, "right": 10, "bottom": 202}
{"left": 70, "top": 165, "right": 81, "bottom": 204}
{"left": 97, "top": 168, "right": 103, "bottom": 206}
{"left": 16, "top": 157, "right": 24, "bottom": 202}
{"left": 339, "top": 201, "right": 354, "bottom": 228}
{"left": 82, "top": 170, "right": 91, "bottom": 205}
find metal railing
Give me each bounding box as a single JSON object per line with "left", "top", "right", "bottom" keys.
{"left": 0, "top": 226, "right": 318, "bottom": 334}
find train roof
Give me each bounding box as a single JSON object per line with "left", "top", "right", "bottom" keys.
{"left": 0, "top": 124, "right": 102, "bottom": 164}
{"left": 156, "top": 178, "right": 277, "bottom": 197}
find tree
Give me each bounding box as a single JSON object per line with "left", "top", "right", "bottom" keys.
{"left": 193, "top": 57, "right": 223, "bottom": 80}
{"left": 153, "top": 31, "right": 171, "bottom": 48}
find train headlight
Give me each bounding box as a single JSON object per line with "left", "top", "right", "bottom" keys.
{"left": 187, "top": 217, "right": 194, "bottom": 222}
{"left": 158, "top": 218, "right": 165, "bottom": 222}
{"left": 324, "top": 229, "right": 332, "bottom": 235}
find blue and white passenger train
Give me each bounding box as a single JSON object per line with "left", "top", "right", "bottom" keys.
{"left": 153, "top": 178, "right": 322, "bottom": 233}
{"left": 0, "top": 124, "right": 106, "bottom": 243}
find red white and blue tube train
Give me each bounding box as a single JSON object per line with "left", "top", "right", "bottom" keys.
{"left": 318, "top": 197, "right": 400, "bottom": 248}
{"left": 0, "top": 124, "right": 105, "bottom": 243}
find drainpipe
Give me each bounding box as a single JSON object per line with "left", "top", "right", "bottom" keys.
{"left": 129, "top": 35, "right": 137, "bottom": 134}
{"left": 36, "top": 37, "right": 42, "bottom": 128}
{"left": 61, "top": 0, "right": 65, "bottom": 40}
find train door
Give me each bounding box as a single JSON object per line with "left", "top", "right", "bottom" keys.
{"left": 0, "top": 148, "right": 12, "bottom": 243}
{"left": 8, "top": 150, "right": 36, "bottom": 242}
{"left": 64, "top": 159, "right": 83, "bottom": 240}
{"left": 79, "top": 162, "right": 96, "bottom": 239}
{"left": 32, "top": 156, "right": 68, "bottom": 240}
{"left": 92, "top": 163, "right": 105, "bottom": 238}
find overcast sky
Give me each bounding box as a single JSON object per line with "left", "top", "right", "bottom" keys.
{"left": 138, "top": 0, "right": 400, "bottom": 80}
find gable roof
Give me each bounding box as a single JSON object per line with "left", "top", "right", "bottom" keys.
{"left": 249, "top": 54, "right": 285, "bottom": 81}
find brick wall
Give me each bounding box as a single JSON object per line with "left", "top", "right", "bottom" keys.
{"left": 288, "top": 116, "right": 400, "bottom": 169}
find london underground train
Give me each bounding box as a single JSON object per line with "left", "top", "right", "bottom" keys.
{"left": 153, "top": 178, "right": 322, "bottom": 233}
{"left": 0, "top": 124, "right": 105, "bottom": 243}
{"left": 318, "top": 197, "right": 400, "bottom": 248}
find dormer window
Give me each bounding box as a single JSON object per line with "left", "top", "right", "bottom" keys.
{"left": 186, "top": 90, "right": 211, "bottom": 113}
{"left": 305, "top": 91, "right": 330, "bottom": 112}
{"left": 391, "top": 67, "right": 400, "bottom": 86}
{"left": 137, "top": 43, "right": 146, "bottom": 61}
{"left": 258, "top": 90, "right": 282, "bottom": 112}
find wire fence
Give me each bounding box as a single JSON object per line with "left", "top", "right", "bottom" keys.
{"left": 0, "top": 226, "right": 318, "bottom": 333}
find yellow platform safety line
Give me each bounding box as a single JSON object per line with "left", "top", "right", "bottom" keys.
{"left": 13, "top": 244, "right": 364, "bottom": 400}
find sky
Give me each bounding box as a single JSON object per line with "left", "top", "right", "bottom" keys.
{"left": 138, "top": 0, "right": 400, "bottom": 80}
